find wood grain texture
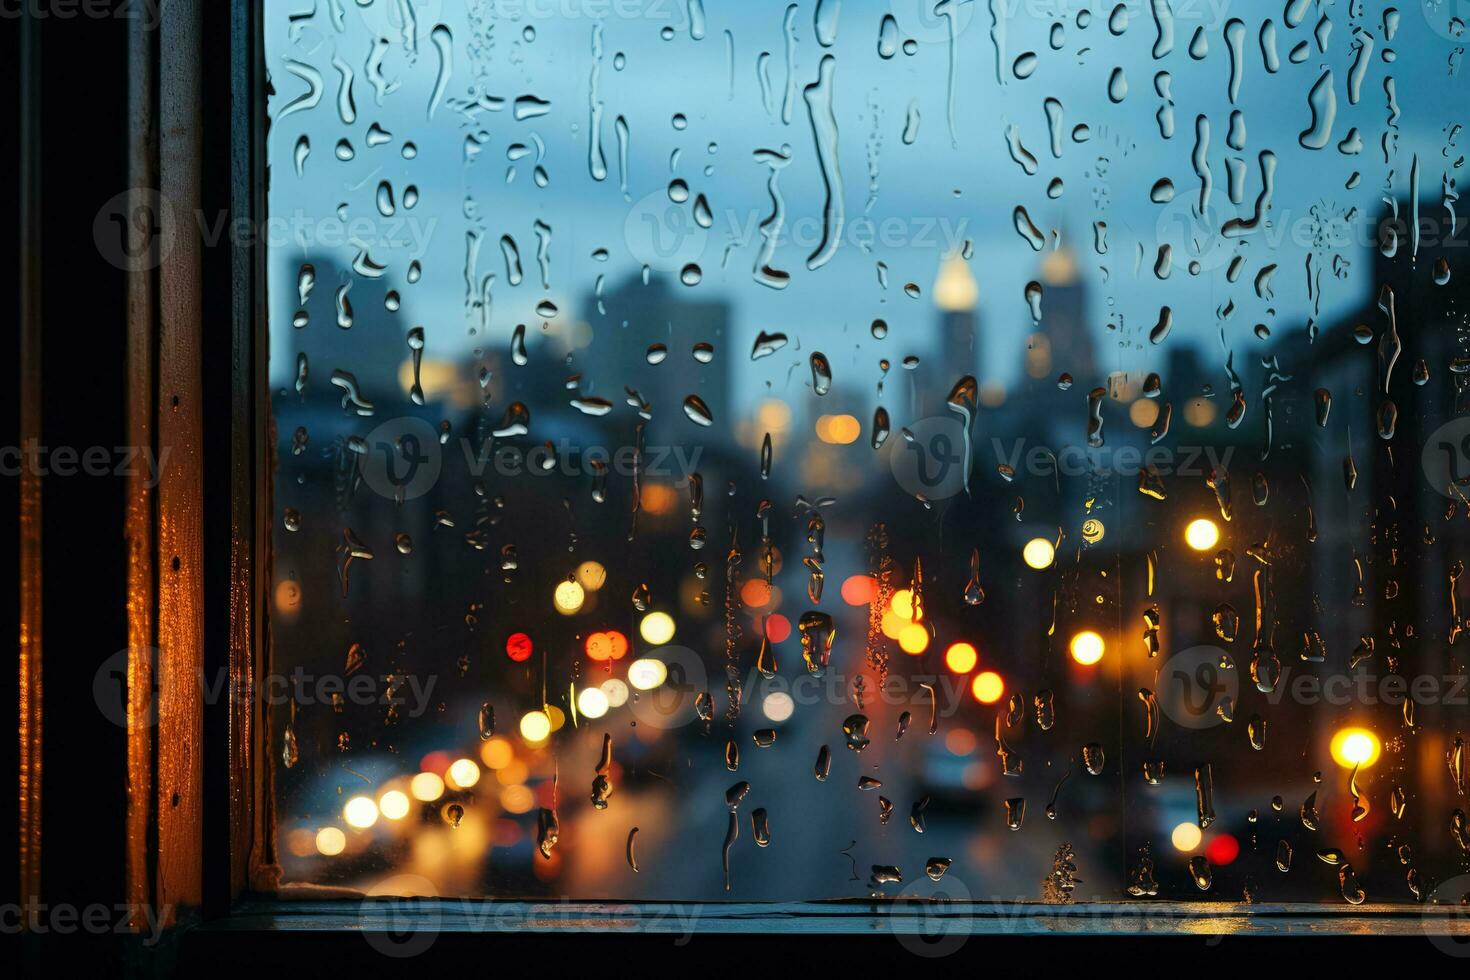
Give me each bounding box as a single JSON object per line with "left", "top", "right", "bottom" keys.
{"left": 17, "top": 8, "right": 43, "bottom": 912}
{"left": 125, "top": 10, "right": 158, "bottom": 929}
{"left": 229, "top": 0, "right": 278, "bottom": 900}
{"left": 156, "top": 0, "right": 205, "bottom": 922}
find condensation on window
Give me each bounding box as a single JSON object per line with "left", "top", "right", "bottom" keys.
{"left": 265, "top": 0, "right": 1470, "bottom": 907}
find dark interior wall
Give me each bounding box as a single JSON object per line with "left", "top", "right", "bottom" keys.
{"left": 11, "top": 3, "right": 133, "bottom": 973}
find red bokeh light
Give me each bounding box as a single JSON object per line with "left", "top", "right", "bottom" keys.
{"left": 1205, "top": 834, "right": 1240, "bottom": 866}
{"left": 506, "top": 632, "right": 534, "bottom": 662}
{"left": 764, "top": 614, "right": 791, "bottom": 643}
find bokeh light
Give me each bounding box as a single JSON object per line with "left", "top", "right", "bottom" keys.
{"left": 409, "top": 772, "right": 445, "bottom": 802}
{"left": 378, "top": 790, "right": 410, "bottom": 821}
{"left": 1185, "top": 518, "right": 1221, "bottom": 551}
{"left": 479, "top": 738, "right": 513, "bottom": 770}
{"left": 898, "top": 622, "right": 930, "bottom": 655}
{"left": 1022, "top": 537, "right": 1056, "bottom": 569}
{"left": 586, "top": 629, "right": 630, "bottom": 662}
{"left": 944, "top": 641, "right": 978, "bottom": 673}
{"left": 446, "top": 758, "right": 481, "bottom": 789}
{"left": 315, "top": 827, "right": 347, "bottom": 856}
{"left": 343, "top": 796, "right": 379, "bottom": 829}
{"left": 971, "top": 671, "right": 1004, "bottom": 703}
{"left": 575, "top": 560, "right": 607, "bottom": 590}
{"left": 840, "top": 575, "right": 878, "bottom": 605}
{"left": 889, "top": 588, "right": 923, "bottom": 621}
{"left": 640, "top": 611, "right": 676, "bottom": 645}
{"left": 1205, "top": 834, "right": 1240, "bottom": 865}
{"left": 553, "top": 579, "right": 585, "bottom": 614}
{"left": 505, "top": 631, "right": 534, "bottom": 662}
{"left": 519, "top": 710, "right": 552, "bottom": 742}
{"left": 627, "top": 658, "right": 668, "bottom": 691}
{"left": 1330, "top": 727, "right": 1381, "bottom": 769}
{"left": 1070, "top": 630, "right": 1105, "bottom": 666}
{"left": 762, "top": 691, "right": 796, "bottom": 722}
{"left": 1171, "top": 822, "right": 1203, "bottom": 851}
{"left": 577, "top": 686, "right": 610, "bottom": 719}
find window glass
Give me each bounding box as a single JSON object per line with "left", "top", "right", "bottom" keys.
{"left": 267, "top": 0, "right": 1470, "bottom": 906}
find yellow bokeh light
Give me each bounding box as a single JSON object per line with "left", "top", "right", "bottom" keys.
{"left": 1185, "top": 518, "right": 1221, "bottom": 552}
{"left": 497, "top": 760, "right": 529, "bottom": 786}
{"left": 815, "top": 414, "right": 862, "bottom": 445}
{"left": 898, "top": 622, "right": 930, "bottom": 655}
{"left": 944, "top": 642, "right": 978, "bottom": 673}
{"left": 889, "top": 588, "right": 923, "bottom": 621}
{"left": 500, "top": 784, "right": 535, "bottom": 814}
{"left": 1070, "top": 630, "right": 1105, "bottom": 666}
{"left": 934, "top": 252, "right": 979, "bottom": 311}
{"left": 1022, "top": 537, "right": 1055, "bottom": 569}
{"left": 1183, "top": 397, "right": 1217, "bottom": 427}
{"left": 1330, "top": 727, "right": 1381, "bottom": 769}
{"left": 480, "top": 737, "right": 514, "bottom": 770}
{"left": 553, "top": 579, "right": 586, "bottom": 614}
{"left": 519, "top": 710, "right": 552, "bottom": 743}
{"left": 343, "top": 795, "right": 379, "bottom": 829}
{"left": 577, "top": 686, "right": 610, "bottom": 719}
{"left": 576, "top": 561, "right": 607, "bottom": 591}
{"left": 600, "top": 678, "right": 630, "bottom": 707}
{"left": 640, "top": 611, "right": 676, "bottom": 645}
{"left": 971, "top": 671, "right": 1004, "bottom": 704}
{"left": 315, "top": 827, "right": 347, "bottom": 856}
{"left": 378, "top": 790, "right": 410, "bottom": 821}
{"left": 1129, "top": 398, "right": 1160, "bottom": 428}
{"left": 762, "top": 691, "right": 796, "bottom": 722}
{"left": 446, "top": 758, "right": 481, "bottom": 789}
{"left": 409, "top": 771, "right": 445, "bottom": 802}
{"left": 627, "top": 657, "right": 668, "bottom": 691}
{"left": 880, "top": 609, "right": 909, "bottom": 640}
{"left": 1171, "top": 821, "right": 1203, "bottom": 851}
{"left": 756, "top": 399, "right": 793, "bottom": 434}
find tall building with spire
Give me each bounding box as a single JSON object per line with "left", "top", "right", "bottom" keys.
{"left": 933, "top": 251, "right": 980, "bottom": 382}
{"left": 1033, "top": 245, "right": 1094, "bottom": 383}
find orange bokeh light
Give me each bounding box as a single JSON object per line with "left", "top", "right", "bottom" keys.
{"left": 944, "top": 642, "right": 978, "bottom": 673}
{"left": 840, "top": 575, "right": 878, "bottom": 606}
{"left": 585, "top": 630, "right": 629, "bottom": 662}
{"left": 740, "top": 579, "right": 773, "bottom": 608}
{"left": 971, "top": 671, "right": 1004, "bottom": 703}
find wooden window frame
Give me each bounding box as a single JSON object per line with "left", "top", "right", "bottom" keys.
{"left": 10, "top": 0, "right": 1464, "bottom": 964}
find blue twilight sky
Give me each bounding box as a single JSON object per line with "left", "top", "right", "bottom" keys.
{"left": 265, "top": 0, "right": 1465, "bottom": 415}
